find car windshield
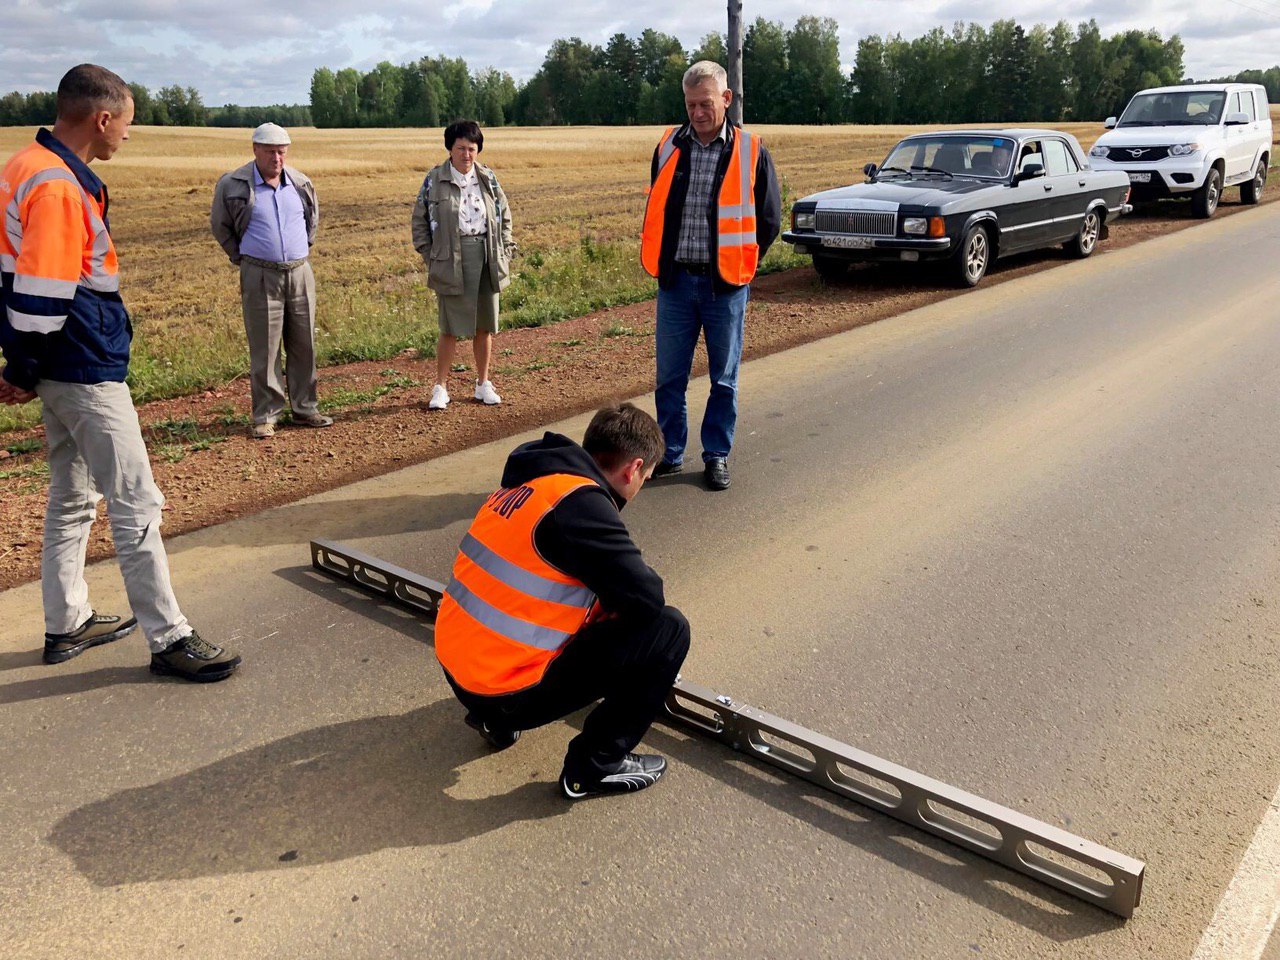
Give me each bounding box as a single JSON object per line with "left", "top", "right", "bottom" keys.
{"left": 1118, "top": 91, "right": 1226, "bottom": 127}
{"left": 880, "top": 136, "right": 1015, "bottom": 179}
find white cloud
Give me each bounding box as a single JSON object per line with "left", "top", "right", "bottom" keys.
{"left": 0, "top": 0, "right": 1275, "bottom": 104}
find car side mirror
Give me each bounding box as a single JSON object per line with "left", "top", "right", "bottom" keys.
{"left": 1104, "top": 117, "right": 1117, "bottom": 129}
{"left": 1016, "top": 163, "right": 1045, "bottom": 183}
{"left": 863, "top": 162, "right": 878, "bottom": 179}
{"left": 1225, "top": 112, "right": 1250, "bottom": 126}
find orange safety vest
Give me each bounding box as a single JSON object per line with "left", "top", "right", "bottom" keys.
{"left": 0, "top": 141, "right": 120, "bottom": 320}
{"left": 640, "top": 125, "right": 761, "bottom": 286}
{"left": 436, "top": 473, "right": 600, "bottom": 695}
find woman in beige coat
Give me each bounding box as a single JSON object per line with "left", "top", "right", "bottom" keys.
{"left": 411, "top": 119, "right": 514, "bottom": 409}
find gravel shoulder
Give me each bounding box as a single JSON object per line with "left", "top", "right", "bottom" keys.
{"left": 1, "top": 194, "right": 1275, "bottom": 591}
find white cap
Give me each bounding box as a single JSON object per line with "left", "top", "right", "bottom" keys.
{"left": 251, "top": 122, "right": 291, "bottom": 145}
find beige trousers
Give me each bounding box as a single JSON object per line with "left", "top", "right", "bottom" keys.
{"left": 239, "top": 258, "right": 319, "bottom": 424}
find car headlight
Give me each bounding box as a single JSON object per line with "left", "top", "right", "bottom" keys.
{"left": 902, "top": 217, "right": 928, "bottom": 235}
{"left": 793, "top": 211, "right": 815, "bottom": 231}
{"left": 1089, "top": 145, "right": 1110, "bottom": 158}
{"left": 1169, "top": 142, "right": 1200, "bottom": 157}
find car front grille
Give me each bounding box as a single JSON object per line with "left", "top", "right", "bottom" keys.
{"left": 1110, "top": 146, "right": 1170, "bottom": 162}
{"left": 816, "top": 210, "right": 896, "bottom": 237}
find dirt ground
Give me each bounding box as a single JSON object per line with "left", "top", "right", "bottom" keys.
{"left": 0, "top": 192, "right": 1276, "bottom": 591}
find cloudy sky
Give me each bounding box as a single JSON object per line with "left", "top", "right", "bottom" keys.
{"left": 2, "top": 0, "right": 1276, "bottom": 105}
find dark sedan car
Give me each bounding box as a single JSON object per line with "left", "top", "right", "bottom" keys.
{"left": 783, "top": 129, "right": 1133, "bottom": 287}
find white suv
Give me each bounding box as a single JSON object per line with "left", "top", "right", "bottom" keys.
{"left": 1088, "top": 83, "right": 1271, "bottom": 218}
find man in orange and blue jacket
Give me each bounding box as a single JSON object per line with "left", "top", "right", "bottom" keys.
{"left": 0, "top": 64, "right": 240, "bottom": 681}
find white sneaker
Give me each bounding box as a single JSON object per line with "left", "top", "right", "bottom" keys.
{"left": 428, "top": 384, "right": 450, "bottom": 410}
{"left": 474, "top": 380, "right": 501, "bottom": 405}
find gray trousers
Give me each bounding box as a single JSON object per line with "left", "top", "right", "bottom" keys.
{"left": 37, "top": 380, "right": 189, "bottom": 651}
{"left": 239, "top": 258, "right": 319, "bottom": 424}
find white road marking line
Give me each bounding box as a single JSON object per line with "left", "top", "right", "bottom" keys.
{"left": 1192, "top": 783, "right": 1280, "bottom": 960}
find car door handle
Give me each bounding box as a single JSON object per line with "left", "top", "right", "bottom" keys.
{"left": 1043, "top": 184, "right": 1053, "bottom": 192}
{"left": 1078, "top": 179, "right": 1087, "bottom": 187}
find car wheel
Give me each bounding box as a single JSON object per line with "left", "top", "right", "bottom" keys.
{"left": 1065, "top": 208, "right": 1101, "bottom": 259}
{"left": 1241, "top": 159, "right": 1267, "bottom": 205}
{"left": 1192, "top": 167, "right": 1221, "bottom": 219}
{"left": 812, "top": 254, "right": 848, "bottom": 283}
{"left": 951, "top": 225, "right": 990, "bottom": 288}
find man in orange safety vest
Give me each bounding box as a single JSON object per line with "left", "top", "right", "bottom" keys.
{"left": 640, "top": 60, "right": 781, "bottom": 492}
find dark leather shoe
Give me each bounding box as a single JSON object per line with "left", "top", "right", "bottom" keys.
{"left": 652, "top": 460, "right": 683, "bottom": 478}
{"left": 465, "top": 712, "right": 521, "bottom": 750}
{"left": 560, "top": 753, "right": 667, "bottom": 799}
{"left": 704, "top": 457, "right": 731, "bottom": 491}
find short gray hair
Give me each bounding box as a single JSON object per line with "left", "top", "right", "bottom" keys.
{"left": 683, "top": 60, "right": 728, "bottom": 91}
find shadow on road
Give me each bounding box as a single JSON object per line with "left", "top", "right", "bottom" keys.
{"left": 49, "top": 697, "right": 567, "bottom": 885}
{"left": 0, "top": 665, "right": 156, "bottom": 705}
{"left": 167, "top": 492, "right": 488, "bottom": 555}
{"left": 638, "top": 722, "right": 1125, "bottom": 942}
{"left": 274, "top": 563, "right": 437, "bottom": 646}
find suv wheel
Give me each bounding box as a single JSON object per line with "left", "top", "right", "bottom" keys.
{"left": 1065, "top": 208, "right": 1101, "bottom": 259}
{"left": 951, "top": 225, "right": 990, "bottom": 288}
{"left": 812, "top": 254, "right": 848, "bottom": 284}
{"left": 1241, "top": 159, "right": 1267, "bottom": 205}
{"left": 1192, "top": 167, "right": 1221, "bottom": 219}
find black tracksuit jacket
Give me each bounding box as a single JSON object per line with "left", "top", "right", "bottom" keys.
{"left": 500, "top": 432, "right": 665, "bottom": 625}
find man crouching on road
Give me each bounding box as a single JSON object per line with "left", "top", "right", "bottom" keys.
{"left": 0, "top": 64, "right": 240, "bottom": 681}
{"left": 436, "top": 402, "right": 690, "bottom": 799}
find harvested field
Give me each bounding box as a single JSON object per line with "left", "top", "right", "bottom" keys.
{"left": 0, "top": 119, "right": 1132, "bottom": 431}
{"left": 0, "top": 172, "right": 1276, "bottom": 590}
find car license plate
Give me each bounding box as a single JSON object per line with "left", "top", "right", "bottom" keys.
{"left": 1128, "top": 172, "right": 1152, "bottom": 183}
{"left": 822, "top": 235, "right": 873, "bottom": 249}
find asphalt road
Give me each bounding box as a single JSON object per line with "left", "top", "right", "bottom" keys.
{"left": 3, "top": 204, "right": 1280, "bottom": 959}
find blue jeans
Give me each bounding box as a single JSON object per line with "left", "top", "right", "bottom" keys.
{"left": 654, "top": 270, "right": 749, "bottom": 464}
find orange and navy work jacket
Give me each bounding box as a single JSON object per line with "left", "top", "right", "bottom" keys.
{"left": 641, "top": 123, "right": 762, "bottom": 287}
{"left": 436, "top": 473, "right": 600, "bottom": 695}
{"left": 0, "top": 128, "right": 129, "bottom": 391}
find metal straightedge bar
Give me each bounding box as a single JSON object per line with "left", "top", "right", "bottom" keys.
{"left": 309, "top": 538, "right": 1144, "bottom": 918}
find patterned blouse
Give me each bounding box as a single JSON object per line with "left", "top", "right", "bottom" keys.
{"left": 450, "top": 162, "right": 488, "bottom": 237}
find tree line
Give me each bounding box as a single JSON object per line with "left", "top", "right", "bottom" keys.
{"left": 0, "top": 82, "right": 310, "bottom": 127}
{"left": 1, "top": 17, "right": 1275, "bottom": 129}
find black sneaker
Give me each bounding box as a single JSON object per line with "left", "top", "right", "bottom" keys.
{"left": 652, "top": 460, "right": 683, "bottom": 479}
{"left": 149, "top": 630, "right": 241, "bottom": 683}
{"left": 704, "top": 457, "right": 731, "bottom": 491}
{"left": 465, "top": 712, "right": 521, "bottom": 750}
{"left": 559, "top": 753, "right": 667, "bottom": 800}
{"left": 43, "top": 612, "right": 137, "bottom": 664}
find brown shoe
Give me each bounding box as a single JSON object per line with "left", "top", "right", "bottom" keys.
{"left": 292, "top": 413, "right": 334, "bottom": 428}
{"left": 44, "top": 612, "right": 137, "bottom": 664}
{"left": 250, "top": 422, "right": 275, "bottom": 439}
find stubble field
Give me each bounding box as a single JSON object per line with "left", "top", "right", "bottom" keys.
{"left": 0, "top": 118, "right": 1122, "bottom": 431}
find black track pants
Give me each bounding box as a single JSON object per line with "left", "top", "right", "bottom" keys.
{"left": 446, "top": 605, "right": 691, "bottom": 778}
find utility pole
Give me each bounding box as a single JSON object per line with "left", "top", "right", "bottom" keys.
{"left": 727, "top": 0, "right": 743, "bottom": 125}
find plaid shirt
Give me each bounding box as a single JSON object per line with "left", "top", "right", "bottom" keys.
{"left": 675, "top": 122, "right": 728, "bottom": 264}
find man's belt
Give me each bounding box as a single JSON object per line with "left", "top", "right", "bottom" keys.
{"left": 675, "top": 261, "right": 712, "bottom": 276}
{"left": 241, "top": 254, "right": 308, "bottom": 271}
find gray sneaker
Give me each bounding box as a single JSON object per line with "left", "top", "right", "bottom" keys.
{"left": 44, "top": 612, "right": 137, "bottom": 664}
{"left": 150, "top": 630, "right": 241, "bottom": 683}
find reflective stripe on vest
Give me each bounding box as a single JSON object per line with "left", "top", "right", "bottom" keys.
{"left": 436, "top": 473, "right": 600, "bottom": 695}
{"left": 640, "top": 125, "right": 761, "bottom": 286}
{"left": 0, "top": 141, "right": 121, "bottom": 335}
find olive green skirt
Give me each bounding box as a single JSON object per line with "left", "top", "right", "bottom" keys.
{"left": 436, "top": 235, "right": 499, "bottom": 337}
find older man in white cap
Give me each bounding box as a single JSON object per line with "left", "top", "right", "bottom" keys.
{"left": 211, "top": 122, "right": 330, "bottom": 438}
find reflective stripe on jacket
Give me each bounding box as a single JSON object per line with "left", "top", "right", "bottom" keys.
{"left": 436, "top": 473, "right": 599, "bottom": 695}
{"left": 0, "top": 129, "right": 130, "bottom": 390}
{"left": 641, "top": 124, "right": 762, "bottom": 286}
